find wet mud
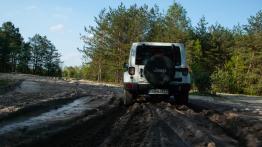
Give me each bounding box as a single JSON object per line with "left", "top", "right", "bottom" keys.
{"left": 0, "top": 74, "right": 261, "bottom": 147}
{"left": 1, "top": 97, "right": 261, "bottom": 147}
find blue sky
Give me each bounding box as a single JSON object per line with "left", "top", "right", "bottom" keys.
{"left": 0, "top": 0, "right": 261, "bottom": 67}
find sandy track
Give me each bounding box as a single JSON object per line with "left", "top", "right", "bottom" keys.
{"left": 2, "top": 98, "right": 259, "bottom": 147}
{"left": 0, "top": 73, "right": 261, "bottom": 147}
{"left": 100, "top": 102, "right": 239, "bottom": 147}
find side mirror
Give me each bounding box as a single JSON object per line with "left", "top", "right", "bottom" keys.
{"left": 123, "top": 63, "right": 128, "bottom": 71}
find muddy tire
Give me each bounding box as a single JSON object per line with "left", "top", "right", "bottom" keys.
{"left": 176, "top": 92, "right": 189, "bottom": 105}
{"left": 123, "top": 90, "right": 135, "bottom": 106}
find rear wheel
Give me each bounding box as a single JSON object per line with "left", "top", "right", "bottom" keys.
{"left": 176, "top": 91, "right": 189, "bottom": 105}
{"left": 123, "top": 90, "right": 136, "bottom": 106}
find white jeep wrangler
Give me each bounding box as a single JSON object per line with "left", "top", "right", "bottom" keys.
{"left": 123, "top": 42, "right": 191, "bottom": 105}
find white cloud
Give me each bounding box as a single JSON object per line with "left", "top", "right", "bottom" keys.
{"left": 49, "top": 24, "right": 65, "bottom": 33}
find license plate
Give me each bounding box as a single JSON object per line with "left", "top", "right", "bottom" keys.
{"left": 149, "top": 89, "right": 168, "bottom": 94}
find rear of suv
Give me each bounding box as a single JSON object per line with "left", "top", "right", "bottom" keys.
{"left": 123, "top": 42, "right": 190, "bottom": 105}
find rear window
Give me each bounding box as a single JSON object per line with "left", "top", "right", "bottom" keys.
{"left": 135, "top": 45, "right": 181, "bottom": 65}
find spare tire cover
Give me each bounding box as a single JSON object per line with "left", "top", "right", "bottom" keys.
{"left": 144, "top": 55, "right": 174, "bottom": 87}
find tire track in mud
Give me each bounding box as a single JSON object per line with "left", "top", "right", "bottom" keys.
{"left": 35, "top": 100, "right": 258, "bottom": 147}
{"left": 0, "top": 95, "right": 123, "bottom": 147}
{"left": 141, "top": 104, "right": 188, "bottom": 147}
{"left": 100, "top": 102, "right": 239, "bottom": 147}
{"left": 24, "top": 98, "right": 126, "bottom": 147}
{"left": 2, "top": 96, "right": 261, "bottom": 147}
{"left": 157, "top": 104, "right": 238, "bottom": 147}
{"left": 189, "top": 99, "right": 262, "bottom": 147}
{"left": 100, "top": 103, "right": 153, "bottom": 147}
{"left": 203, "top": 110, "right": 262, "bottom": 147}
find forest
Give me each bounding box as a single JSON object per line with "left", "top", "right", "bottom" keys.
{"left": 0, "top": 22, "right": 62, "bottom": 76}
{"left": 63, "top": 2, "right": 262, "bottom": 95}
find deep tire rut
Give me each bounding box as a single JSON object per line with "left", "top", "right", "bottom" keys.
{"left": 19, "top": 99, "right": 125, "bottom": 147}
{"left": 2, "top": 97, "right": 261, "bottom": 147}
{"left": 99, "top": 102, "right": 240, "bottom": 147}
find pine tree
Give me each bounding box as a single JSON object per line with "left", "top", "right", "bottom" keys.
{"left": 0, "top": 22, "right": 23, "bottom": 72}
{"left": 29, "top": 34, "right": 62, "bottom": 76}
{"left": 17, "top": 42, "right": 31, "bottom": 73}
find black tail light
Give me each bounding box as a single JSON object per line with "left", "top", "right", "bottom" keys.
{"left": 128, "top": 67, "right": 135, "bottom": 75}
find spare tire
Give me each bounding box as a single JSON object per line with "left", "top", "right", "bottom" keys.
{"left": 144, "top": 55, "right": 174, "bottom": 87}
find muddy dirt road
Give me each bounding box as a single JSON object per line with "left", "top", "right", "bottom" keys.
{"left": 0, "top": 74, "right": 261, "bottom": 147}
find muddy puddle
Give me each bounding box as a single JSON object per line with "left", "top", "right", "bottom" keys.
{"left": 0, "top": 96, "right": 261, "bottom": 147}
{"left": 0, "top": 96, "right": 109, "bottom": 135}
{"left": 0, "top": 73, "right": 261, "bottom": 147}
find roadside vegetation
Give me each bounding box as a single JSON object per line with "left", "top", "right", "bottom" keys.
{"left": 0, "top": 23, "right": 62, "bottom": 77}
{"left": 64, "top": 2, "right": 261, "bottom": 96}
{"left": 1, "top": 2, "right": 261, "bottom": 96}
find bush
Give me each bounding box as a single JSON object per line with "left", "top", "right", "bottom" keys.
{"left": 191, "top": 63, "right": 211, "bottom": 93}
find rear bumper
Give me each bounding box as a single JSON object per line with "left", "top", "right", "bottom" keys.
{"left": 124, "top": 83, "right": 190, "bottom": 95}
